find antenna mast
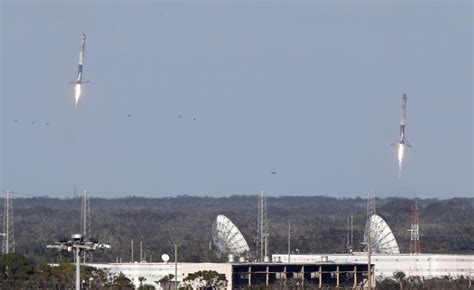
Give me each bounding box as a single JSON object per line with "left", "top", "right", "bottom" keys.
{"left": 287, "top": 221, "right": 291, "bottom": 263}
{"left": 81, "top": 190, "right": 92, "bottom": 262}
{"left": 2, "top": 190, "right": 15, "bottom": 254}
{"left": 73, "top": 184, "right": 78, "bottom": 199}
{"left": 256, "top": 190, "right": 269, "bottom": 262}
{"left": 346, "top": 216, "right": 350, "bottom": 252}
{"left": 364, "top": 189, "right": 376, "bottom": 252}
{"left": 346, "top": 213, "right": 354, "bottom": 253}
{"left": 350, "top": 212, "right": 354, "bottom": 252}
{"left": 367, "top": 189, "right": 376, "bottom": 218}
{"left": 409, "top": 202, "right": 421, "bottom": 254}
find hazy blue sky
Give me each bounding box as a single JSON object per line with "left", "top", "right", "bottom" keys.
{"left": 1, "top": 1, "right": 472, "bottom": 198}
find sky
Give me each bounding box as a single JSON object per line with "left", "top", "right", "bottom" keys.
{"left": 0, "top": 1, "right": 472, "bottom": 198}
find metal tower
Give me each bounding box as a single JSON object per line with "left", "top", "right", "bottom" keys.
{"left": 346, "top": 213, "right": 354, "bottom": 253}
{"left": 256, "top": 190, "right": 269, "bottom": 262}
{"left": 408, "top": 202, "right": 421, "bottom": 254}
{"left": 364, "top": 188, "right": 376, "bottom": 252}
{"left": 73, "top": 184, "right": 78, "bottom": 199}
{"left": 367, "top": 188, "right": 376, "bottom": 218}
{"left": 81, "top": 190, "right": 92, "bottom": 262}
{"left": 2, "top": 190, "right": 15, "bottom": 254}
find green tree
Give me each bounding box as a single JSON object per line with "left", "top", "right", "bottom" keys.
{"left": 139, "top": 276, "right": 147, "bottom": 287}
{"left": 81, "top": 265, "right": 109, "bottom": 288}
{"left": 158, "top": 274, "right": 175, "bottom": 290}
{"left": 113, "top": 272, "right": 134, "bottom": 289}
{"left": 393, "top": 271, "right": 406, "bottom": 290}
{"left": 376, "top": 277, "right": 398, "bottom": 290}
{"left": 0, "top": 252, "right": 35, "bottom": 280}
{"left": 50, "top": 262, "right": 75, "bottom": 285}
{"left": 181, "top": 270, "right": 227, "bottom": 289}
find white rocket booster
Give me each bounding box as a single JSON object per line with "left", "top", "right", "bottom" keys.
{"left": 392, "top": 93, "right": 411, "bottom": 148}
{"left": 69, "top": 33, "right": 89, "bottom": 85}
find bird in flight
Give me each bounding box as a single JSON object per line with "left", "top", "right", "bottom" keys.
{"left": 178, "top": 114, "right": 183, "bottom": 119}
{"left": 128, "top": 113, "right": 132, "bottom": 117}
{"left": 270, "top": 171, "right": 277, "bottom": 175}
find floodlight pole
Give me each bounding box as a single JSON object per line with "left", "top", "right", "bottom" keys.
{"left": 76, "top": 247, "right": 81, "bottom": 290}
{"left": 46, "top": 234, "right": 110, "bottom": 290}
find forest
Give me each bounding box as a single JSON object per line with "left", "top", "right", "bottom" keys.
{"left": 1, "top": 195, "right": 473, "bottom": 264}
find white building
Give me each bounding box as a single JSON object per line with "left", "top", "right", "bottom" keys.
{"left": 87, "top": 262, "right": 232, "bottom": 289}
{"left": 88, "top": 260, "right": 374, "bottom": 289}
{"left": 272, "top": 253, "right": 474, "bottom": 279}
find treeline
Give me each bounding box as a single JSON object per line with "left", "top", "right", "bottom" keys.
{"left": 377, "top": 271, "right": 473, "bottom": 290}
{"left": 1, "top": 196, "right": 473, "bottom": 263}
{"left": 0, "top": 252, "right": 135, "bottom": 289}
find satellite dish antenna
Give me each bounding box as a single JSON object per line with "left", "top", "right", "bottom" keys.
{"left": 161, "top": 254, "right": 170, "bottom": 263}
{"left": 364, "top": 214, "right": 400, "bottom": 254}
{"left": 212, "top": 215, "right": 250, "bottom": 257}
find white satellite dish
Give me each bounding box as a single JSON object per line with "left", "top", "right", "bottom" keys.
{"left": 212, "top": 215, "right": 250, "bottom": 257}
{"left": 364, "top": 214, "right": 400, "bottom": 254}
{"left": 161, "top": 253, "right": 170, "bottom": 263}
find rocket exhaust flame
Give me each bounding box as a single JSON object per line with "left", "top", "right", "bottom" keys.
{"left": 74, "top": 84, "right": 81, "bottom": 107}
{"left": 398, "top": 143, "right": 405, "bottom": 178}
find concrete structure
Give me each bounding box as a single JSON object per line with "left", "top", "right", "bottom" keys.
{"left": 87, "top": 261, "right": 373, "bottom": 289}
{"left": 273, "top": 253, "right": 474, "bottom": 279}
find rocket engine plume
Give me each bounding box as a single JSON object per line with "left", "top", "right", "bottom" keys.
{"left": 74, "top": 84, "right": 81, "bottom": 107}
{"left": 398, "top": 143, "right": 404, "bottom": 178}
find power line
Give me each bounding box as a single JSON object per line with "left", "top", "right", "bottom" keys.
{"left": 0, "top": 188, "right": 81, "bottom": 198}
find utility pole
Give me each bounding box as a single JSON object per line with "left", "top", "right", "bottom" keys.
{"left": 174, "top": 244, "right": 178, "bottom": 290}
{"left": 82, "top": 191, "right": 86, "bottom": 239}
{"left": 131, "top": 239, "right": 134, "bottom": 262}
{"left": 287, "top": 221, "right": 291, "bottom": 263}
{"left": 367, "top": 228, "right": 372, "bottom": 290}
{"left": 365, "top": 189, "right": 375, "bottom": 290}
